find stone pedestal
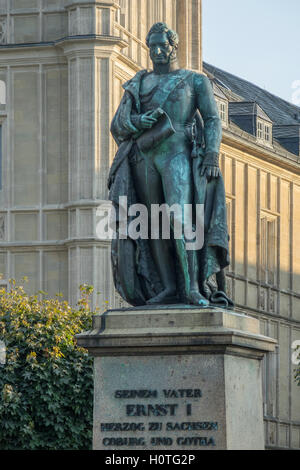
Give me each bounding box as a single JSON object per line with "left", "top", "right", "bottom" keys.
{"left": 76, "top": 307, "right": 276, "bottom": 450}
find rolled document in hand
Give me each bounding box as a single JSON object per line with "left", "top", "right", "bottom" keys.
{"left": 136, "top": 109, "right": 175, "bottom": 153}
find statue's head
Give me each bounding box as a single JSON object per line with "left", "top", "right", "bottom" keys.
{"left": 146, "top": 22, "right": 179, "bottom": 65}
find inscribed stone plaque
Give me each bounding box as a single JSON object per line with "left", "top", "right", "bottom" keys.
{"left": 93, "top": 354, "right": 226, "bottom": 450}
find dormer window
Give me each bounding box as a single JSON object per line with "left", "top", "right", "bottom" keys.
{"left": 219, "top": 102, "right": 226, "bottom": 122}
{"left": 216, "top": 99, "right": 228, "bottom": 126}
{"left": 229, "top": 101, "right": 273, "bottom": 146}
{"left": 257, "top": 120, "right": 263, "bottom": 139}
{"left": 257, "top": 119, "right": 272, "bottom": 145}
{"left": 264, "top": 124, "right": 271, "bottom": 142}
{"left": 210, "top": 79, "right": 228, "bottom": 127}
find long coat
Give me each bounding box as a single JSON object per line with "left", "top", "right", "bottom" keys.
{"left": 108, "top": 69, "right": 231, "bottom": 306}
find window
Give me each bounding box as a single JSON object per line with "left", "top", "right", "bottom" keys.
{"left": 257, "top": 120, "right": 263, "bottom": 139}
{"left": 260, "top": 216, "right": 277, "bottom": 285}
{"left": 264, "top": 124, "right": 271, "bottom": 142}
{"left": 257, "top": 119, "right": 272, "bottom": 144}
{"left": 217, "top": 100, "right": 228, "bottom": 125}
{"left": 219, "top": 102, "right": 226, "bottom": 121}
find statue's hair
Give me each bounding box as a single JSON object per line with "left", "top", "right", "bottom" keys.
{"left": 146, "top": 22, "right": 179, "bottom": 49}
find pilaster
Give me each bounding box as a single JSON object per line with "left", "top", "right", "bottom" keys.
{"left": 57, "top": 6, "right": 127, "bottom": 304}
{"left": 176, "top": 0, "right": 202, "bottom": 71}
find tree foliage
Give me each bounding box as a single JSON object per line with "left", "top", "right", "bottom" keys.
{"left": 0, "top": 280, "right": 94, "bottom": 450}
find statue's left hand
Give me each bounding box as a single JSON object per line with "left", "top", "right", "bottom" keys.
{"left": 199, "top": 152, "right": 221, "bottom": 180}
{"left": 200, "top": 165, "right": 221, "bottom": 179}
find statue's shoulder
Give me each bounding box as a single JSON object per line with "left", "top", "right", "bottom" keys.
{"left": 176, "top": 69, "right": 209, "bottom": 88}
{"left": 190, "top": 71, "right": 210, "bottom": 84}
{"left": 123, "top": 70, "right": 148, "bottom": 90}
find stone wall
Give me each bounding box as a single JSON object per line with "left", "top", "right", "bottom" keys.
{"left": 219, "top": 140, "right": 300, "bottom": 448}
{"left": 0, "top": 0, "right": 202, "bottom": 305}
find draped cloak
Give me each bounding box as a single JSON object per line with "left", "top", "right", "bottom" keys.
{"left": 108, "top": 69, "right": 232, "bottom": 307}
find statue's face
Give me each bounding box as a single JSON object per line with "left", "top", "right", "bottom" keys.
{"left": 148, "top": 32, "right": 174, "bottom": 64}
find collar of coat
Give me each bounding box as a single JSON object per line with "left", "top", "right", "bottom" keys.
{"left": 123, "top": 69, "right": 192, "bottom": 114}
{"left": 122, "top": 70, "right": 148, "bottom": 114}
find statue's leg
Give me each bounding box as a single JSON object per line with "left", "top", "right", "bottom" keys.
{"left": 130, "top": 154, "right": 177, "bottom": 303}
{"left": 157, "top": 151, "right": 209, "bottom": 306}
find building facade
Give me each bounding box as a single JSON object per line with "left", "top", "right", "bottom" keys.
{"left": 204, "top": 62, "right": 300, "bottom": 449}
{"left": 0, "top": 0, "right": 299, "bottom": 449}
{"left": 0, "top": 0, "right": 202, "bottom": 308}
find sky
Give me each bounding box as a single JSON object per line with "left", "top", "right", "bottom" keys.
{"left": 202, "top": 0, "right": 300, "bottom": 105}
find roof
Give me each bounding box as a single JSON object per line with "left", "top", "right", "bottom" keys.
{"left": 204, "top": 62, "right": 300, "bottom": 126}
{"left": 211, "top": 81, "right": 227, "bottom": 100}
{"left": 228, "top": 101, "right": 272, "bottom": 122}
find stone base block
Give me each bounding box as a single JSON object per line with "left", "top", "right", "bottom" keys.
{"left": 76, "top": 307, "right": 276, "bottom": 450}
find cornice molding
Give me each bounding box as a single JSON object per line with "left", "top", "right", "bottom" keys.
{"left": 0, "top": 34, "right": 127, "bottom": 52}
{"left": 1, "top": 200, "right": 111, "bottom": 212}
{"left": 56, "top": 35, "right": 128, "bottom": 54}
{"left": 65, "top": 1, "right": 120, "bottom": 9}
{"left": 222, "top": 128, "right": 300, "bottom": 178}
{"left": 0, "top": 239, "right": 111, "bottom": 250}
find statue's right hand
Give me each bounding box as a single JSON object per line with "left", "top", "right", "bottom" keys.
{"left": 140, "top": 110, "right": 158, "bottom": 129}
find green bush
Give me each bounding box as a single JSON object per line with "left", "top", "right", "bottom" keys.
{"left": 0, "top": 280, "right": 94, "bottom": 450}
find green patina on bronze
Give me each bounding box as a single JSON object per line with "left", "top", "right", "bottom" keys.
{"left": 109, "top": 22, "right": 233, "bottom": 308}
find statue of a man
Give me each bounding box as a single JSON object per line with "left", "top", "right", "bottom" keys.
{"left": 109, "top": 22, "right": 232, "bottom": 308}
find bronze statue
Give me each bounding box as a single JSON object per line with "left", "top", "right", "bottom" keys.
{"left": 108, "top": 22, "right": 233, "bottom": 308}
